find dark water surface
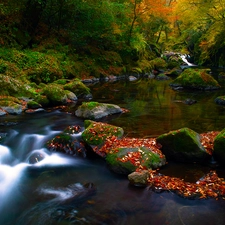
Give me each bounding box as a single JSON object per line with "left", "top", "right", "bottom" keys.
{"left": 0, "top": 78, "right": 225, "bottom": 225}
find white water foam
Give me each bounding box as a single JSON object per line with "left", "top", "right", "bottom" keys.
{"left": 0, "top": 145, "right": 12, "bottom": 164}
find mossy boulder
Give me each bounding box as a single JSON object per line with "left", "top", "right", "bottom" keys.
{"left": 82, "top": 120, "right": 124, "bottom": 146}
{"left": 213, "top": 129, "right": 225, "bottom": 165}
{"left": 46, "top": 133, "right": 86, "bottom": 157}
{"left": 0, "top": 74, "right": 35, "bottom": 97}
{"left": 0, "top": 96, "right": 23, "bottom": 115}
{"left": 33, "top": 95, "right": 50, "bottom": 107}
{"left": 75, "top": 101, "right": 123, "bottom": 119}
{"left": 65, "top": 90, "right": 78, "bottom": 101}
{"left": 170, "top": 68, "right": 221, "bottom": 90}
{"left": 106, "top": 147, "right": 166, "bottom": 175}
{"left": 64, "top": 79, "right": 90, "bottom": 98}
{"left": 42, "top": 84, "right": 67, "bottom": 106}
{"left": 27, "top": 100, "right": 42, "bottom": 109}
{"left": 156, "top": 127, "right": 210, "bottom": 163}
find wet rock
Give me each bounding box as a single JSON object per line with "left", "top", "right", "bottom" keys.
{"left": 128, "top": 170, "right": 150, "bottom": 187}
{"left": 155, "top": 74, "right": 170, "bottom": 80}
{"left": 215, "top": 96, "right": 225, "bottom": 106}
{"left": 75, "top": 101, "right": 123, "bottom": 119}
{"left": 156, "top": 127, "right": 210, "bottom": 163}
{"left": 129, "top": 76, "right": 138, "bottom": 81}
{"left": 28, "top": 151, "right": 46, "bottom": 164}
{"left": 46, "top": 133, "right": 86, "bottom": 157}
{"left": 0, "top": 109, "right": 7, "bottom": 116}
{"left": 65, "top": 90, "right": 78, "bottom": 101}
{"left": 25, "top": 108, "right": 45, "bottom": 114}
{"left": 0, "top": 133, "right": 7, "bottom": 142}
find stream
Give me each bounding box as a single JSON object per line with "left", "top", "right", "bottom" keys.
{"left": 0, "top": 78, "right": 225, "bottom": 225}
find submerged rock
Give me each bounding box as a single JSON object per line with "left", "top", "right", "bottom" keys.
{"left": 156, "top": 127, "right": 210, "bottom": 163}
{"left": 75, "top": 101, "right": 123, "bottom": 119}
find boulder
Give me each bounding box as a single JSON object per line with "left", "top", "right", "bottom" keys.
{"left": 64, "top": 78, "right": 91, "bottom": 98}
{"left": 81, "top": 120, "right": 124, "bottom": 147}
{"left": 156, "top": 127, "right": 210, "bottom": 163}
{"left": 105, "top": 146, "right": 166, "bottom": 175}
{"left": 46, "top": 133, "right": 86, "bottom": 157}
{"left": 0, "top": 74, "right": 35, "bottom": 97}
{"left": 75, "top": 101, "right": 123, "bottom": 119}
{"left": 170, "top": 68, "right": 221, "bottom": 90}
{"left": 0, "top": 96, "right": 24, "bottom": 115}
{"left": 42, "top": 84, "right": 67, "bottom": 106}
{"left": 213, "top": 129, "right": 225, "bottom": 165}
{"left": 215, "top": 96, "right": 225, "bottom": 106}
{"left": 27, "top": 100, "right": 42, "bottom": 109}
{"left": 128, "top": 170, "right": 150, "bottom": 187}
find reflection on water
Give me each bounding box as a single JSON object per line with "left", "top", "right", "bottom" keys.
{"left": 0, "top": 79, "right": 225, "bottom": 225}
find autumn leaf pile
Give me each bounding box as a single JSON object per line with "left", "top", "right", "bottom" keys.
{"left": 147, "top": 170, "right": 225, "bottom": 200}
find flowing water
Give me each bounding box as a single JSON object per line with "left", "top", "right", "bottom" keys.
{"left": 0, "top": 78, "right": 225, "bottom": 225}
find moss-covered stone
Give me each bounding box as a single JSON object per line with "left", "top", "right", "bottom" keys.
{"left": 42, "top": 84, "right": 67, "bottom": 106}
{"left": 64, "top": 79, "right": 90, "bottom": 98}
{"left": 156, "top": 127, "right": 210, "bottom": 163}
{"left": 0, "top": 74, "right": 36, "bottom": 98}
{"left": 106, "top": 147, "right": 166, "bottom": 175}
{"left": 213, "top": 129, "right": 225, "bottom": 165}
{"left": 33, "top": 95, "right": 50, "bottom": 107}
{"left": 82, "top": 120, "right": 124, "bottom": 146}
{"left": 0, "top": 97, "right": 23, "bottom": 115}
{"left": 170, "top": 68, "right": 220, "bottom": 90}
{"left": 46, "top": 133, "right": 86, "bottom": 157}
{"left": 75, "top": 101, "right": 123, "bottom": 119}
{"left": 27, "top": 100, "right": 41, "bottom": 109}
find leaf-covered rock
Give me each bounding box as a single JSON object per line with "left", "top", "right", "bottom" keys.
{"left": 46, "top": 133, "right": 86, "bottom": 157}
{"left": 75, "top": 101, "right": 123, "bottom": 119}
{"left": 156, "top": 127, "right": 210, "bottom": 163}
{"left": 213, "top": 129, "right": 225, "bottom": 165}
{"left": 170, "top": 68, "right": 220, "bottom": 90}
{"left": 81, "top": 120, "right": 124, "bottom": 147}
{"left": 106, "top": 146, "right": 166, "bottom": 175}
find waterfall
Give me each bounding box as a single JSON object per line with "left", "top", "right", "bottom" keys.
{"left": 180, "top": 54, "right": 196, "bottom": 67}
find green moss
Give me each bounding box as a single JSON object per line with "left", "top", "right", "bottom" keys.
{"left": 172, "top": 68, "right": 220, "bottom": 89}
{"left": 64, "top": 79, "right": 90, "bottom": 96}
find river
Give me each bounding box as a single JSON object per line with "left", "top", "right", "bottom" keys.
{"left": 0, "top": 78, "right": 225, "bottom": 225}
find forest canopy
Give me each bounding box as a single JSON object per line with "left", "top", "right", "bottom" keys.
{"left": 0, "top": 0, "right": 225, "bottom": 69}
